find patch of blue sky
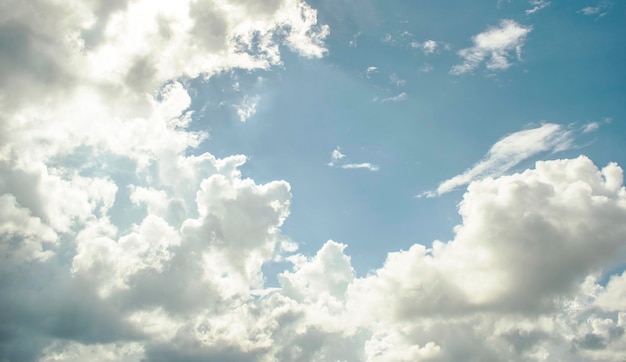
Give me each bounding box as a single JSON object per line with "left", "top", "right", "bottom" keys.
{"left": 190, "top": 0, "right": 626, "bottom": 278}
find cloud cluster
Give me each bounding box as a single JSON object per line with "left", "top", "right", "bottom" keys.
{"left": 451, "top": 19, "right": 531, "bottom": 75}
{"left": 411, "top": 40, "right": 439, "bottom": 54}
{"left": 328, "top": 147, "right": 380, "bottom": 172}
{"left": 1, "top": 1, "right": 626, "bottom": 361}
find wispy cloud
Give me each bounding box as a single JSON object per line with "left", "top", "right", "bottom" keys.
{"left": 583, "top": 122, "right": 600, "bottom": 133}
{"left": 348, "top": 31, "right": 362, "bottom": 47}
{"left": 582, "top": 117, "right": 611, "bottom": 133}
{"left": 526, "top": 0, "right": 550, "bottom": 14}
{"left": 235, "top": 95, "right": 259, "bottom": 122}
{"left": 328, "top": 147, "right": 379, "bottom": 171}
{"left": 373, "top": 92, "right": 407, "bottom": 103}
{"left": 382, "top": 33, "right": 394, "bottom": 44}
{"left": 411, "top": 40, "right": 439, "bottom": 54}
{"left": 340, "top": 163, "right": 379, "bottom": 171}
{"left": 450, "top": 20, "right": 532, "bottom": 75}
{"left": 421, "top": 123, "right": 576, "bottom": 197}
{"left": 419, "top": 64, "right": 434, "bottom": 73}
{"left": 389, "top": 73, "right": 406, "bottom": 87}
{"left": 328, "top": 147, "right": 346, "bottom": 166}
{"left": 579, "top": 2, "right": 612, "bottom": 17}
{"left": 366, "top": 66, "right": 378, "bottom": 78}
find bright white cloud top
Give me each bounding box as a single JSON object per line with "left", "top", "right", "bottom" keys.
{"left": 1, "top": 0, "right": 626, "bottom": 361}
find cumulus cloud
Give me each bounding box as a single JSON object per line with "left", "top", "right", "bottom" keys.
{"left": 328, "top": 147, "right": 380, "bottom": 172}
{"left": 2, "top": 1, "right": 626, "bottom": 361}
{"left": 451, "top": 19, "right": 532, "bottom": 75}
{"left": 424, "top": 123, "right": 575, "bottom": 196}
{"left": 346, "top": 156, "right": 626, "bottom": 359}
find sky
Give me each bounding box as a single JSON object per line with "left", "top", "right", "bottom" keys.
{"left": 1, "top": 0, "right": 626, "bottom": 361}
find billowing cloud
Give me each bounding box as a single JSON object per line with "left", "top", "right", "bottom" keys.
{"left": 0, "top": 0, "right": 325, "bottom": 360}
{"left": 451, "top": 19, "right": 532, "bottom": 75}
{"left": 2, "top": 1, "right": 626, "bottom": 361}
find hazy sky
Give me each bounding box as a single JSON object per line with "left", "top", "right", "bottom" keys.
{"left": 1, "top": 0, "right": 626, "bottom": 361}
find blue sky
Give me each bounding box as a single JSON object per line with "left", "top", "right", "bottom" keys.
{"left": 1, "top": 0, "right": 626, "bottom": 360}
{"left": 191, "top": 0, "right": 626, "bottom": 276}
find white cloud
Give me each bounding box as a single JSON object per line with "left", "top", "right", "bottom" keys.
{"left": 348, "top": 157, "right": 626, "bottom": 358}
{"left": 583, "top": 121, "right": 601, "bottom": 133}
{"left": 2, "top": 1, "right": 626, "bottom": 361}
{"left": 328, "top": 147, "right": 379, "bottom": 172}
{"left": 581, "top": 6, "right": 601, "bottom": 15}
{"left": 366, "top": 66, "right": 378, "bottom": 78}
{"left": 235, "top": 95, "right": 259, "bottom": 122}
{"left": 411, "top": 39, "right": 439, "bottom": 54}
{"left": 579, "top": 3, "right": 612, "bottom": 16}
{"left": 451, "top": 19, "right": 532, "bottom": 75}
{"left": 373, "top": 92, "right": 407, "bottom": 103}
{"left": 526, "top": 0, "right": 551, "bottom": 14}
{"left": 0, "top": 194, "right": 57, "bottom": 265}
{"left": 422, "top": 40, "right": 439, "bottom": 53}
{"left": 328, "top": 147, "right": 346, "bottom": 166}
{"left": 341, "top": 163, "right": 380, "bottom": 171}
{"left": 365, "top": 330, "right": 441, "bottom": 362}
{"left": 427, "top": 123, "right": 574, "bottom": 196}
{"left": 279, "top": 240, "right": 354, "bottom": 302}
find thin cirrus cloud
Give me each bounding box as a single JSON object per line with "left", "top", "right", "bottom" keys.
{"left": 373, "top": 92, "right": 407, "bottom": 103}
{"left": 422, "top": 123, "right": 582, "bottom": 197}
{"left": 329, "top": 147, "right": 380, "bottom": 171}
{"left": 526, "top": 0, "right": 551, "bottom": 14}
{"left": 450, "top": 19, "right": 532, "bottom": 75}
{"left": 579, "top": 2, "right": 612, "bottom": 16}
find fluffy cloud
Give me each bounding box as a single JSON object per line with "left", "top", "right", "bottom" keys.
{"left": 2, "top": 1, "right": 626, "bottom": 361}
{"left": 451, "top": 19, "right": 531, "bottom": 75}
{"left": 346, "top": 156, "right": 626, "bottom": 360}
